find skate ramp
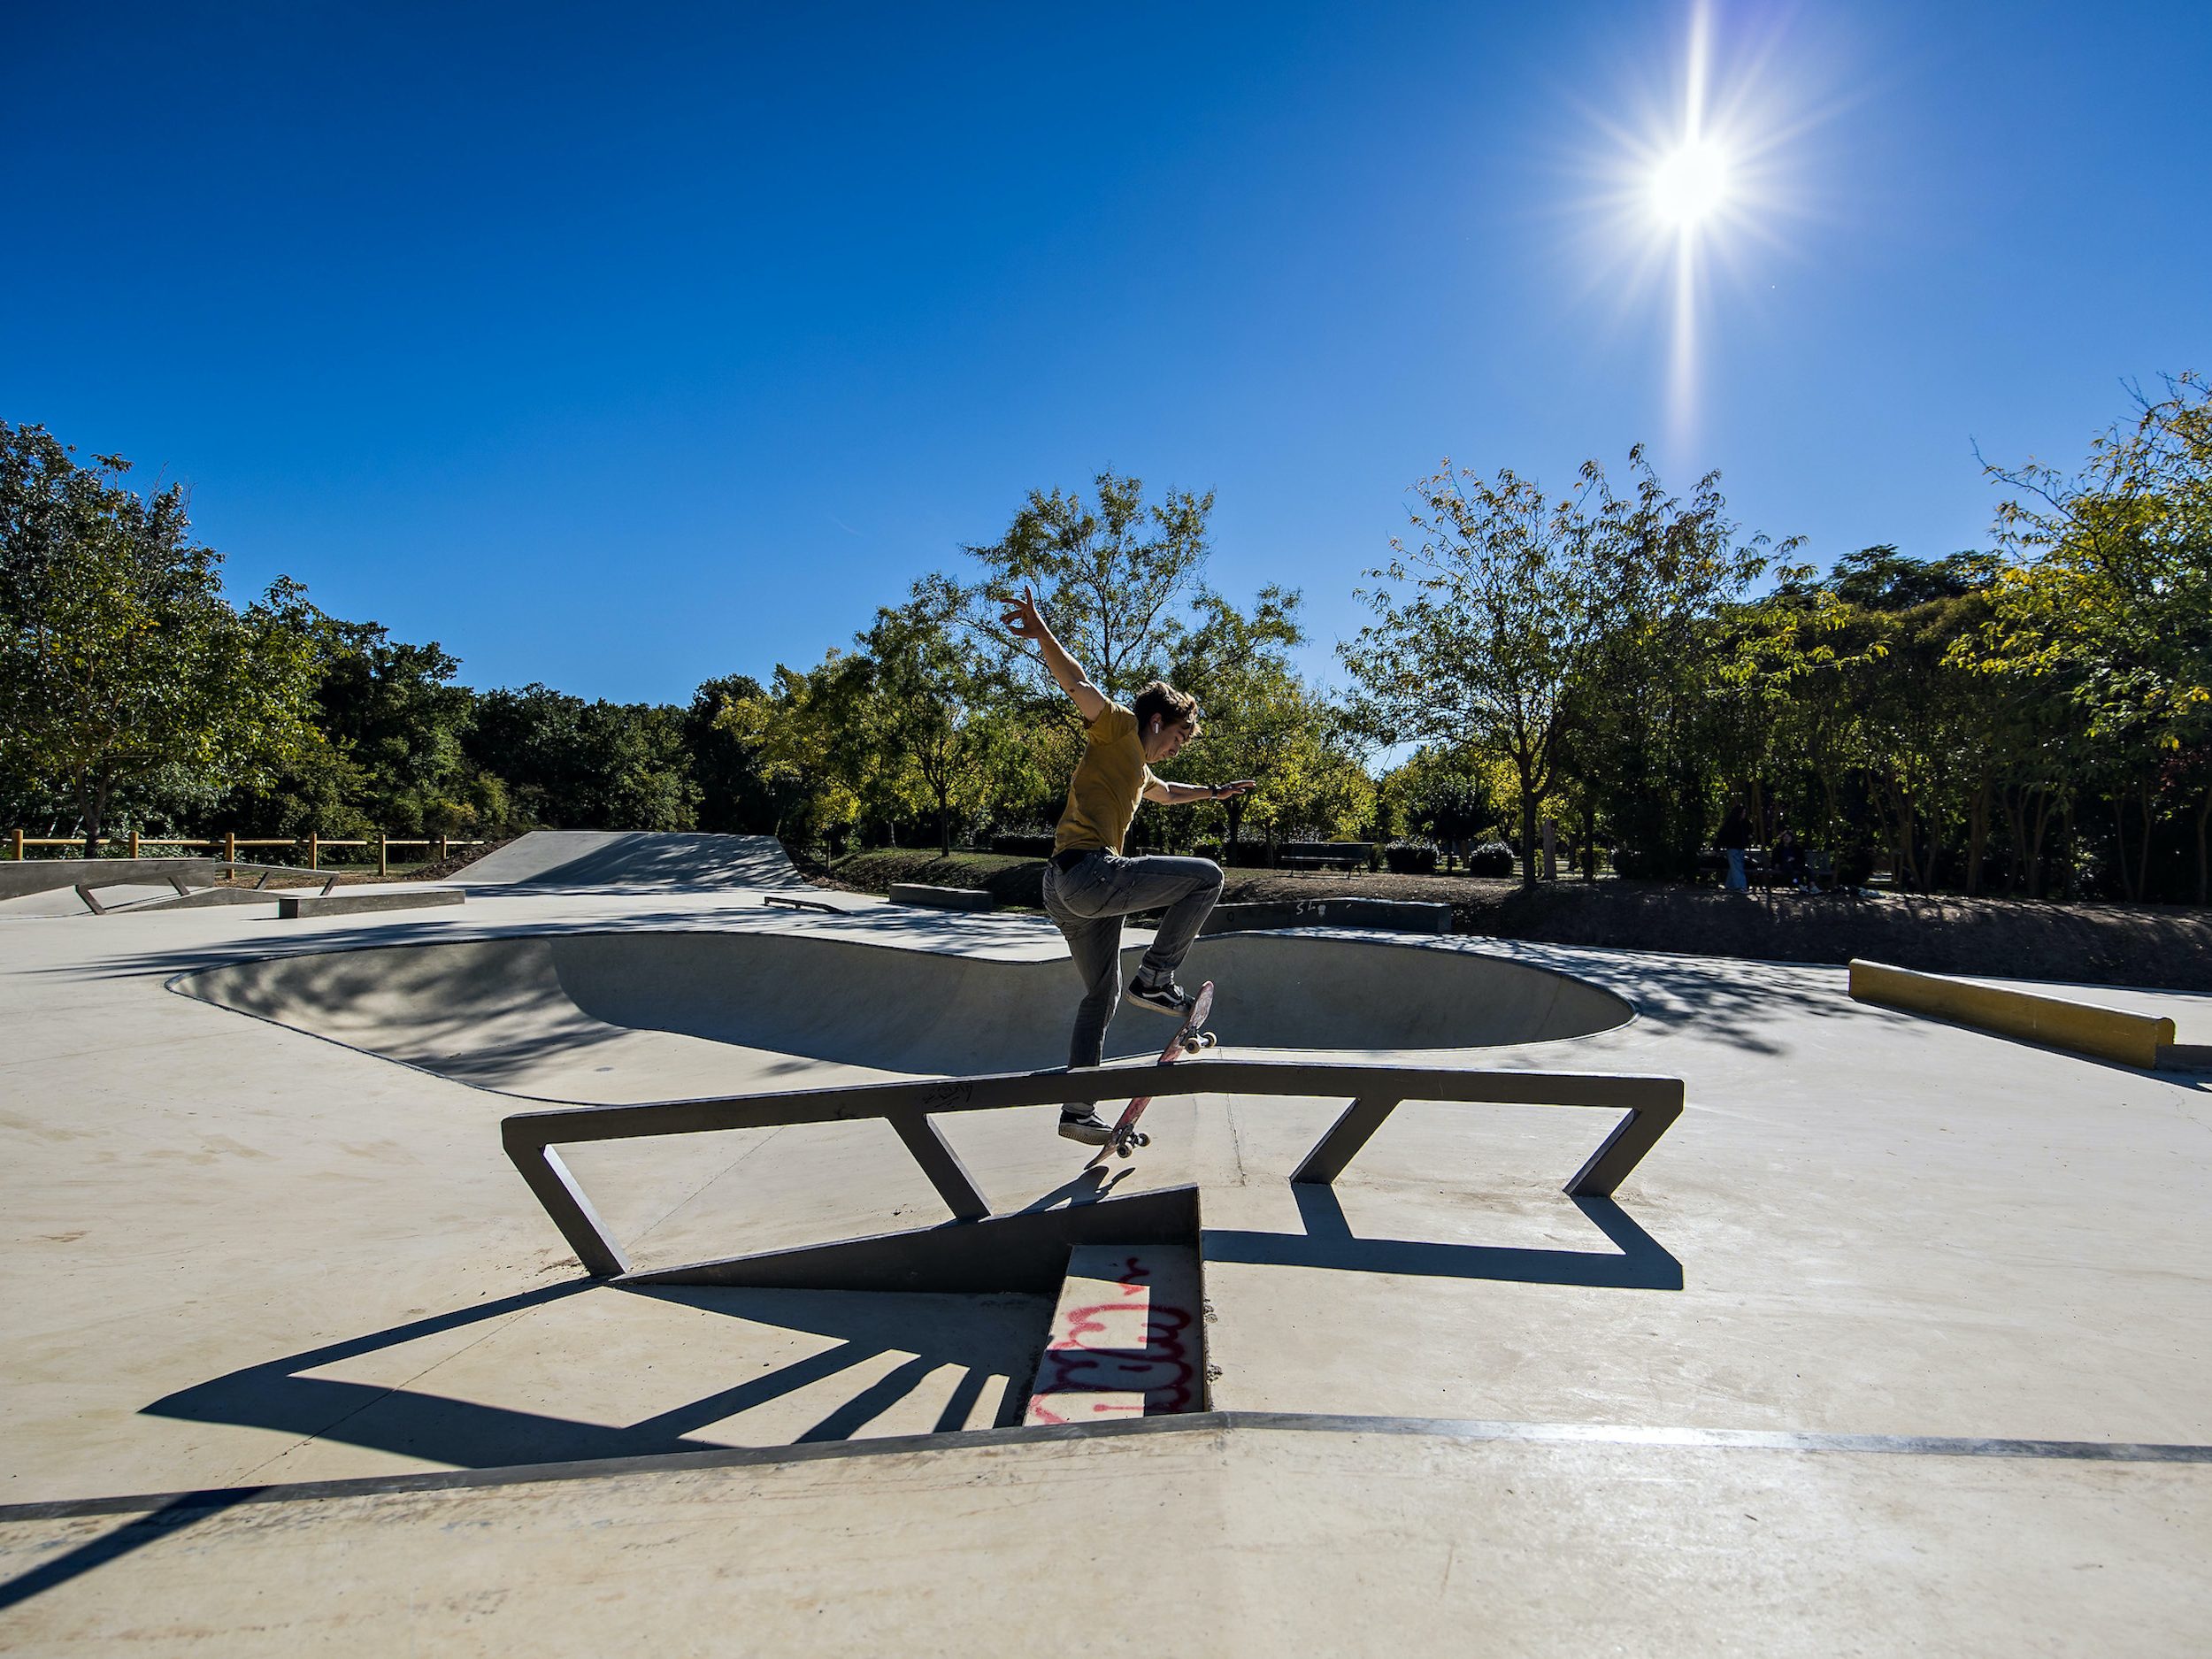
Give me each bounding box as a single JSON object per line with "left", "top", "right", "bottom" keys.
{"left": 175, "top": 930, "right": 1634, "bottom": 1102}
{"left": 457, "top": 831, "right": 804, "bottom": 890}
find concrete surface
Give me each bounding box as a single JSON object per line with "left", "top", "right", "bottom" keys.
{"left": 2, "top": 862, "right": 2208, "bottom": 1652}
{"left": 276, "top": 887, "right": 465, "bottom": 920}
{"left": 1026, "top": 1244, "right": 1202, "bottom": 1424}
{"left": 887, "top": 881, "right": 994, "bottom": 910}
{"left": 457, "top": 830, "right": 803, "bottom": 890}
{"left": 170, "top": 925, "right": 1634, "bottom": 1100}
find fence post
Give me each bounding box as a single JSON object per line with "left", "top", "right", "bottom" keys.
{"left": 9, "top": 829, "right": 19, "bottom": 861}
{"left": 224, "top": 831, "right": 236, "bottom": 867}
{"left": 437, "top": 833, "right": 448, "bottom": 863}
{"left": 377, "top": 832, "right": 388, "bottom": 876}
{"left": 307, "top": 832, "right": 319, "bottom": 872}
{"left": 129, "top": 830, "right": 140, "bottom": 859}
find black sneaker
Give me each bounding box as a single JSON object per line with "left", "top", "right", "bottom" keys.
{"left": 1058, "top": 1108, "right": 1112, "bottom": 1146}
{"left": 1125, "top": 977, "right": 1196, "bottom": 1018}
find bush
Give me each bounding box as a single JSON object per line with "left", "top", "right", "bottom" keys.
{"left": 990, "top": 833, "right": 1056, "bottom": 857}
{"left": 1464, "top": 841, "right": 1516, "bottom": 878}
{"left": 1384, "top": 841, "right": 1439, "bottom": 875}
{"left": 1610, "top": 845, "right": 1656, "bottom": 879}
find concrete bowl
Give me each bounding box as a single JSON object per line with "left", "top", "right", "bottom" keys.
{"left": 173, "top": 928, "right": 1634, "bottom": 1100}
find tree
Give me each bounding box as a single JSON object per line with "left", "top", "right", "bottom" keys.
{"left": 1965, "top": 373, "right": 2212, "bottom": 901}
{"left": 1162, "top": 585, "right": 1317, "bottom": 852}
{"left": 0, "top": 423, "right": 322, "bottom": 855}
{"left": 684, "top": 673, "right": 790, "bottom": 834}
{"left": 713, "top": 659, "right": 869, "bottom": 849}
{"left": 963, "top": 470, "right": 1217, "bottom": 721}
{"left": 1344, "top": 448, "right": 1776, "bottom": 887}
{"left": 465, "top": 686, "right": 700, "bottom": 831}
{"left": 855, "top": 576, "right": 1020, "bottom": 856}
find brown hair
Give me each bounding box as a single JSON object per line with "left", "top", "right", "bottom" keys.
{"left": 1133, "top": 680, "right": 1200, "bottom": 733}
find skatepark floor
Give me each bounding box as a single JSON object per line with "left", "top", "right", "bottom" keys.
{"left": 2, "top": 833, "right": 2208, "bottom": 1652}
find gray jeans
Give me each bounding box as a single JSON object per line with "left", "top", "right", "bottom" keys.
{"left": 1041, "top": 850, "right": 1225, "bottom": 1075}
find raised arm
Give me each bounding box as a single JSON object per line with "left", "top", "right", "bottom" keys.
{"left": 1144, "top": 777, "right": 1257, "bottom": 805}
{"left": 999, "top": 586, "right": 1109, "bottom": 724}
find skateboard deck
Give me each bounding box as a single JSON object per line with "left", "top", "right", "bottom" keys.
{"left": 1087, "top": 980, "right": 1216, "bottom": 1167}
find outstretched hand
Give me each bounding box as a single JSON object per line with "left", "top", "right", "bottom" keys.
{"left": 1215, "top": 779, "right": 1258, "bottom": 799}
{"left": 999, "top": 585, "right": 1047, "bottom": 644}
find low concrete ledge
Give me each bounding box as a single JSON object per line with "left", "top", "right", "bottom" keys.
{"left": 1202, "top": 897, "right": 1453, "bottom": 936}
{"left": 887, "top": 883, "right": 994, "bottom": 912}
{"left": 278, "top": 888, "right": 466, "bottom": 920}
{"left": 1848, "top": 958, "right": 2176, "bottom": 1071}
{"left": 139, "top": 886, "right": 288, "bottom": 910}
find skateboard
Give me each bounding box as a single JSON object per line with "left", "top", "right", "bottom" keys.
{"left": 1087, "top": 980, "right": 1216, "bottom": 1167}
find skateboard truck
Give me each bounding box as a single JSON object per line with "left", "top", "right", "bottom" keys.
{"left": 1089, "top": 980, "right": 1216, "bottom": 1166}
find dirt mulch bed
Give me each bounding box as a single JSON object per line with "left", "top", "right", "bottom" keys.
{"left": 820, "top": 850, "right": 2212, "bottom": 994}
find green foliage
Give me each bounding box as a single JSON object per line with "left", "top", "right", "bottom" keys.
{"left": 1345, "top": 447, "right": 1778, "bottom": 886}
{"left": 964, "top": 469, "right": 1217, "bottom": 718}
{"left": 1826, "top": 545, "right": 2004, "bottom": 611}
{"left": 683, "top": 674, "right": 789, "bottom": 834}
{"left": 0, "top": 423, "right": 323, "bottom": 853}
{"left": 466, "top": 686, "right": 701, "bottom": 832}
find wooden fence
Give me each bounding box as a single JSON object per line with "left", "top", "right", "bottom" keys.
{"left": 5, "top": 831, "right": 485, "bottom": 876}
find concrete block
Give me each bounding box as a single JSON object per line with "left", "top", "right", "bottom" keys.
{"left": 1848, "top": 958, "right": 2175, "bottom": 1071}
{"left": 139, "top": 886, "right": 289, "bottom": 910}
{"left": 278, "top": 888, "right": 466, "bottom": 920}
{"left": 2155, "top": 1042, "right": 2212, "bottom": 1072}
{"left": 887, "top": 883, "right": 994, "bottom": 912}
{"left": 1202, "top": 897, "right": 1452, "bottom": 935}
{"left": 1026, "top": 1243, "right": 1203, "bottom": 1425}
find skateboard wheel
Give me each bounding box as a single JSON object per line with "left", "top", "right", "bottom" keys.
{"left": 1133, "top": 1133, "right": 1149, "bottom": 1148}
{"left": 1200, "top": 1032, "right": 1217, "bottom": 1048}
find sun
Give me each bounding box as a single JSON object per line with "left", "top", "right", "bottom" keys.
{"left": 1651, "top": 138, "right": 1731, "bottom": 228}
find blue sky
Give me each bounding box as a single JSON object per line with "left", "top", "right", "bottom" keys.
{"left": 4, "top": 3, "right": 2208, "bottom": 703}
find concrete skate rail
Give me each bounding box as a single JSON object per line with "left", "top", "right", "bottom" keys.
{"left": 502, "top": 1061, "right": 1683, "bottom": 1279}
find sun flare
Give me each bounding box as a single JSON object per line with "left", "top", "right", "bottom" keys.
{"left": 1651, "top": 139, "right": 1730, "bottom": 227}
{"left": 1568, "top": 0, "right": 1817, "bottom": 447}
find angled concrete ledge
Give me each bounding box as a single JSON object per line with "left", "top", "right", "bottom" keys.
{"left": 278, "top": 888, "right": 466, "bottom": 920}
{"left": 1848, "top": 958, "right": 2177, "bottom": 1071}
{"left": 1202, "top": 896, "right": 1453, "bottom": 935}
{"left": 888, "top": 882, "right": 995, "bottom": 912}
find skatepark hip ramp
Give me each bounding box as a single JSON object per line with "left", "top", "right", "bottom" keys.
{"left": 455, "top": 830, "right": 806, "bottom": 890}
{"left": 174, "top": 929, "right": 1634, "bottom": 1100}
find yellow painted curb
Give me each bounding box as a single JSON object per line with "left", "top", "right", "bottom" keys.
{"left": 1847, "top": 959, "right": 2175, "bottom": 1071}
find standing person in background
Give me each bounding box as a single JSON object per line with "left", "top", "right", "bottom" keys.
{"left": 1719, "top": 801, "right": 1754, "bottom": 892}
{"left": 998, "top": 587, "right": 1256, "bottom": 1145}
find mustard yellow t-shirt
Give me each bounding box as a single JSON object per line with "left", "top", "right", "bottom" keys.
{"left": 1054, "top": 703, "right": 1155, "bottom": 856}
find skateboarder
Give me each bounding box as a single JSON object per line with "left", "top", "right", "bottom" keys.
{"left": 998, "top": 587, "right": 1255, "bottom": 1144}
